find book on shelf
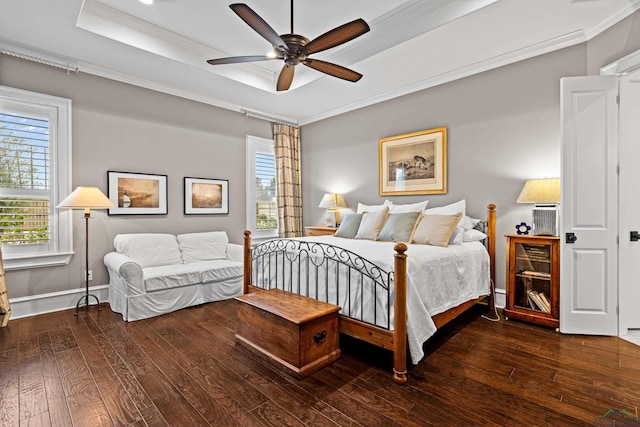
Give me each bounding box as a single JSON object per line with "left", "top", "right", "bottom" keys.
{"left": 527, "top": 290, "right": 551, "bottom": 313}
{"left": 521, "top": 270, "right": 551, "bottom": 278}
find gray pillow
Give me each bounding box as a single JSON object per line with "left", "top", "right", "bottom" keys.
{"left": 377, "top": 212, "right": 420, "bottom": 242}
{"left": 334, "top": 214, "right": 363, "bottom": 238}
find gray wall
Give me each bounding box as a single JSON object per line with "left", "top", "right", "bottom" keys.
{"left": 301, "top": 10, "right": 640, "bottom": 291}
{"left": 1, "top": 55, "right": 272, "bottom": 298}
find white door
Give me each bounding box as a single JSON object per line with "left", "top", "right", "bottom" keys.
{"left": 560, "top": 76, "right": 618, "bottom": 335}
{"left": 618, "top": 69, "right": 640, "bottom": 334}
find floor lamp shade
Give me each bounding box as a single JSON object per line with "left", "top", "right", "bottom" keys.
{"left": 57, "top": 186, "right": 115, "bottom": 314}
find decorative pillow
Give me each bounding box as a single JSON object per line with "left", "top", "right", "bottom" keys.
{"left": 377, "top": 212, "right": 420, "bottom": 242}
{"left": 114, "top": 233, "right": 183, "bottom": 268}
{"left": 423, "top": 200, "right": 466, "bottom": 244}
{"left": 177, "top": 231, "right": 229, "bottom": 263}
{"left": 356, "top": 200, "right": 391, "bottom": 214}
{"left": 334, "top": 214, "right": 363, "bottom": 238}
{"left": 410, "top": 213, "right": 462, "bottom": 247}
{"left": 388, "top": 200, "right": 428, "bottom": 213}
{"left": 461, "top": 215, "right": 481, "bottom": 230}
{"left": 463, "top": 228, "right": 487, "bottom": 242}
{"left": 354, "top": 207, "right": 389, "bottom": 240}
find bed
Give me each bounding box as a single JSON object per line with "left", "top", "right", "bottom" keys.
{"left": 241, "top": 204, "right": 496, "bottom": 384}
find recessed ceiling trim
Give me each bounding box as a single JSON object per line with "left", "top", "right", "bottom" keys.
{"left": 76, "top": 0, "right": 278, "bottom": 92}
{"left": 298, "top": 29, "right": 587, "bottom": 125}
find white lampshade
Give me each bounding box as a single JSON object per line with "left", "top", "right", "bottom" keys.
{"left": 516, "top": 178, "right": 560, "bottom": 205}
{"left": 57, "top": 186, "right": 115, "bottom": 213}
{"left": 318, "top": 193, "right": 347, "bottom": 209}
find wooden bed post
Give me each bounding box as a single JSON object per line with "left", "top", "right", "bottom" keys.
{"left": 487, "top": 204, "right": 496, "bottom": 312}
{"left": 392, "top": 242, "right": 408, "bottom": 385}
{"left": 243, "top": 230, "right": 252, "bottom": 295}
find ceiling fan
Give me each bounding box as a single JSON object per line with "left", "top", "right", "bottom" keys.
{"left": 207, "top": 1, "right": 370, "bottom": 91}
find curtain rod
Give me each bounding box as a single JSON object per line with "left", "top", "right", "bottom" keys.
{"left": 240, "top": 108, "right": 298, "bottom": 127}
{"left": 0, "top": 47, "right": 79, "bottom": 74}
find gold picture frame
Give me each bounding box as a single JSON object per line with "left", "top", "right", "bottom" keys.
{"left": 379, "top": 127, "right": 447, "bottom": 196}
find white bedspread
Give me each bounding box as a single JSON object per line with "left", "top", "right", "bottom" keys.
{"left": 253, "top": 235, "right": 490, "bottom": 364}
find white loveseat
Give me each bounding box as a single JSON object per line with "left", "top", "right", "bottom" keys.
{"left": 104, "top": 231, "right": 243, "bottom": 321}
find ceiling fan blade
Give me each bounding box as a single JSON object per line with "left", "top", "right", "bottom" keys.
{"left": 230, "top": 4, "right": 288, "bottom": 52}
{"left": 207, "top": 55, "right": 277, "bottom": 65}
{"left": 277, "top": 65, "right": 295, "bottom": 91}
{"left": 305, "top": 18, "right": 370, "bottom": 55}
{"left": 304, "top": 59, "right": 362, "bottom": 82}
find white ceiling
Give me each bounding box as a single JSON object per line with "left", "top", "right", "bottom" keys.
{"left": 1, "top": 0, "right": 639, "bottom": 125}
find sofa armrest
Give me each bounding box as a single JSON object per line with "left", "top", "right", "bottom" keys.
{"left": 104, "top": 252, "right": 144, "bottom": 295}
{"left": 227, "top": 243, "right": 244, "bottom": 263}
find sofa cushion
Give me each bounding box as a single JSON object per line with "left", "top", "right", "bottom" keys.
{"left": 188, "top": 260, "right": 243, "bottom": 283}
{"left": 143, "top": 264, "right": 202, "bottom": 292}
{"left": 177, "top": 231, "right": 228, "bottom": 263}
{"left": 114, "top": 233, "right": 183, "bottom": 268}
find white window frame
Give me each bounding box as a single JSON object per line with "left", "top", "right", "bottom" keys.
{"left": 0, "top": 85, "right": 73, "bottom": 270}
{"left": 246, "top": 135, "right": 278, "bottom": 240}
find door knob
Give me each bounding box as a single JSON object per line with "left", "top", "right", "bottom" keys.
{"left": 566, "top": 232, "right": 577, "bottom": 244}
{"left": 631, "top": 231, "right": 640, "bottom": 242}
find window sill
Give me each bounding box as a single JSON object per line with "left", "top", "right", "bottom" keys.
{"left": 3, "top": 252, "right": 74, "bottom": 271}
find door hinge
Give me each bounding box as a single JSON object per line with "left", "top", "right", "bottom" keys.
{"left": 617, "top": 165, "right": 620, "bottom": 175}
{"left": 617, "top": 306, "right": 619, "bottom": 315}
{"left": 616, "top": 93, "right": 620, "bottom": 104}
{"left": 617, "top": 235, "right": 619, "bottom": 244}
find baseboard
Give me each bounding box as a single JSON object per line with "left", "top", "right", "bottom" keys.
{"left": 495, "top": 288, "right": 506, "bottom": 309}
{"left": 7, "top": 285, "right": 110, "bottom": 320}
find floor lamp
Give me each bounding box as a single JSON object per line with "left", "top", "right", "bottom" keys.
{"left": 57, "top": 186, "right": 115, "bottom": 315}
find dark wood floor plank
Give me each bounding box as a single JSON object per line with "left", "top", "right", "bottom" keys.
{"left": 37, "top": 332, "right": 73, "bottom": 427}
{"left": 18, "top": 354, "right": 48, "bottom": 421}
{"left": 55, "top": 347, "right": 112, "bottom": 426}
{"left": 5, "top": 300, "right": 640, "bottom": 427}
{"left": 124, "top": 321, "right": 244, "bottom": 426}
{"left": 70, "top": 321, "right": 143, "bottom": 426}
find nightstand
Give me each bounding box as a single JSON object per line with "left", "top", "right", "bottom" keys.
{"left": 504, "top": 234, "right": 560, "bottom": 329}
{"left": 304, "top": 226, "right": 338, "bottom": 237}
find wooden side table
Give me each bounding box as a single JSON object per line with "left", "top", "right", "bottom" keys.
{"left": 504, "top": 234, "right": 560, "bottom": 329}
{"left": 304, "top": 226, "right": 338, "bottom": 237}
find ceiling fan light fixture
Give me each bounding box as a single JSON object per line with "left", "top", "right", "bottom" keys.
{"left": 206, "top": 2, "right": 370, "bottom": 91}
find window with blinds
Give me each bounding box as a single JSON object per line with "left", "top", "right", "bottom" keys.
{"left": 0, "top": 112, "right": 51, "bottom": 245}
{"left": 0, "top": 85, "right": 72, "bottom": 270}
{"left": 255, "top": 152, "right": 277, "bottom": 231}
{"left": 246, "top": 135, "right": 278, "bottom": 238}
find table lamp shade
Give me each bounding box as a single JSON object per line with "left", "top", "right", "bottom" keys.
{"left": 57, "top": 186, "right": 115, "bottom": 211}
{"left": 516, "top": 178, "right": 560, "bottom": 204}
{"left": 516, "top": 178, "right": 560, "bottom": 236}
{"left": 318, "top": 193, "right": 347, "bottom": 209}
{"left": 318, "top": 193, "right": 347, "bottom": 227}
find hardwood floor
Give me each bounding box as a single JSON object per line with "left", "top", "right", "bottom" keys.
{"left": 1, "top": 300, "right": 639, "bottom": 426}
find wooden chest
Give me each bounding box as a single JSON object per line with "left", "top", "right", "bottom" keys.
{"left": 235, "top": 289, "right": 341, "bottom": 378}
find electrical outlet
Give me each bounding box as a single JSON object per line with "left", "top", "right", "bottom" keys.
{"left": 84, "top": 270, "right": 93, "bottom": 281}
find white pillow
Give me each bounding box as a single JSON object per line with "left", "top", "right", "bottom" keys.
{"left": 388, "top": 200, "right": 428, "bottom": 213}
{"left": 356, "top": 200, "right": 391, "bottom": 214}
{"left": 114, "top": 233, "right": 183, "bottom": 268}
{"left": 463, "top": 228, "right": 487, "bottom": 242}
{"left": 177, "top": 231, "right": 229, "bottom": 263}
{"left": 354, "top": 207, "right": 389, "bottom": 240}
{"left": 423, "top": 200, "right": 466, "bottom": 244}
{"left": 461, "top": 215, "right": 481, "bottom": 230}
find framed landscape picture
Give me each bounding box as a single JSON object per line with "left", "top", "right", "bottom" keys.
{"left": 379, "top": 127, "right": 447, "bottom": 195}
{"left": 184, "top": 177, "right": 229, "bottom": 215}
{"left": 107, "top": 171, "right": 168, "bottom": 215}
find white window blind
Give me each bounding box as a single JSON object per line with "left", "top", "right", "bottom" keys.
{"left": 0, "top": 111, "right": 51, "bottom": 245}
{"left": 246, "top": 135, "right": 278, "bottom": 238}
{"left": 0, "top": 86, "right": 73, "bottom": 270}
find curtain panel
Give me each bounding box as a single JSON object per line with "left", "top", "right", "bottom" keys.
{"left": 273, "top": 124, "right": 303, "bottom": 238}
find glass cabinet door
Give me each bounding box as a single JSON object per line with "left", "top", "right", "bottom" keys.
{"left": 513, "top": 242, "right": 552, "bottom": 313}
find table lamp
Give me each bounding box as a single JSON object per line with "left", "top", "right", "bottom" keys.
{"left": 516, "top": 178, "right": 560, "bottom": 236}
{"left": 318, "top": 193, "right": 347, "bottom": 227}
{"left": 57, "top": 186, "right": 115, "bottom": 314}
